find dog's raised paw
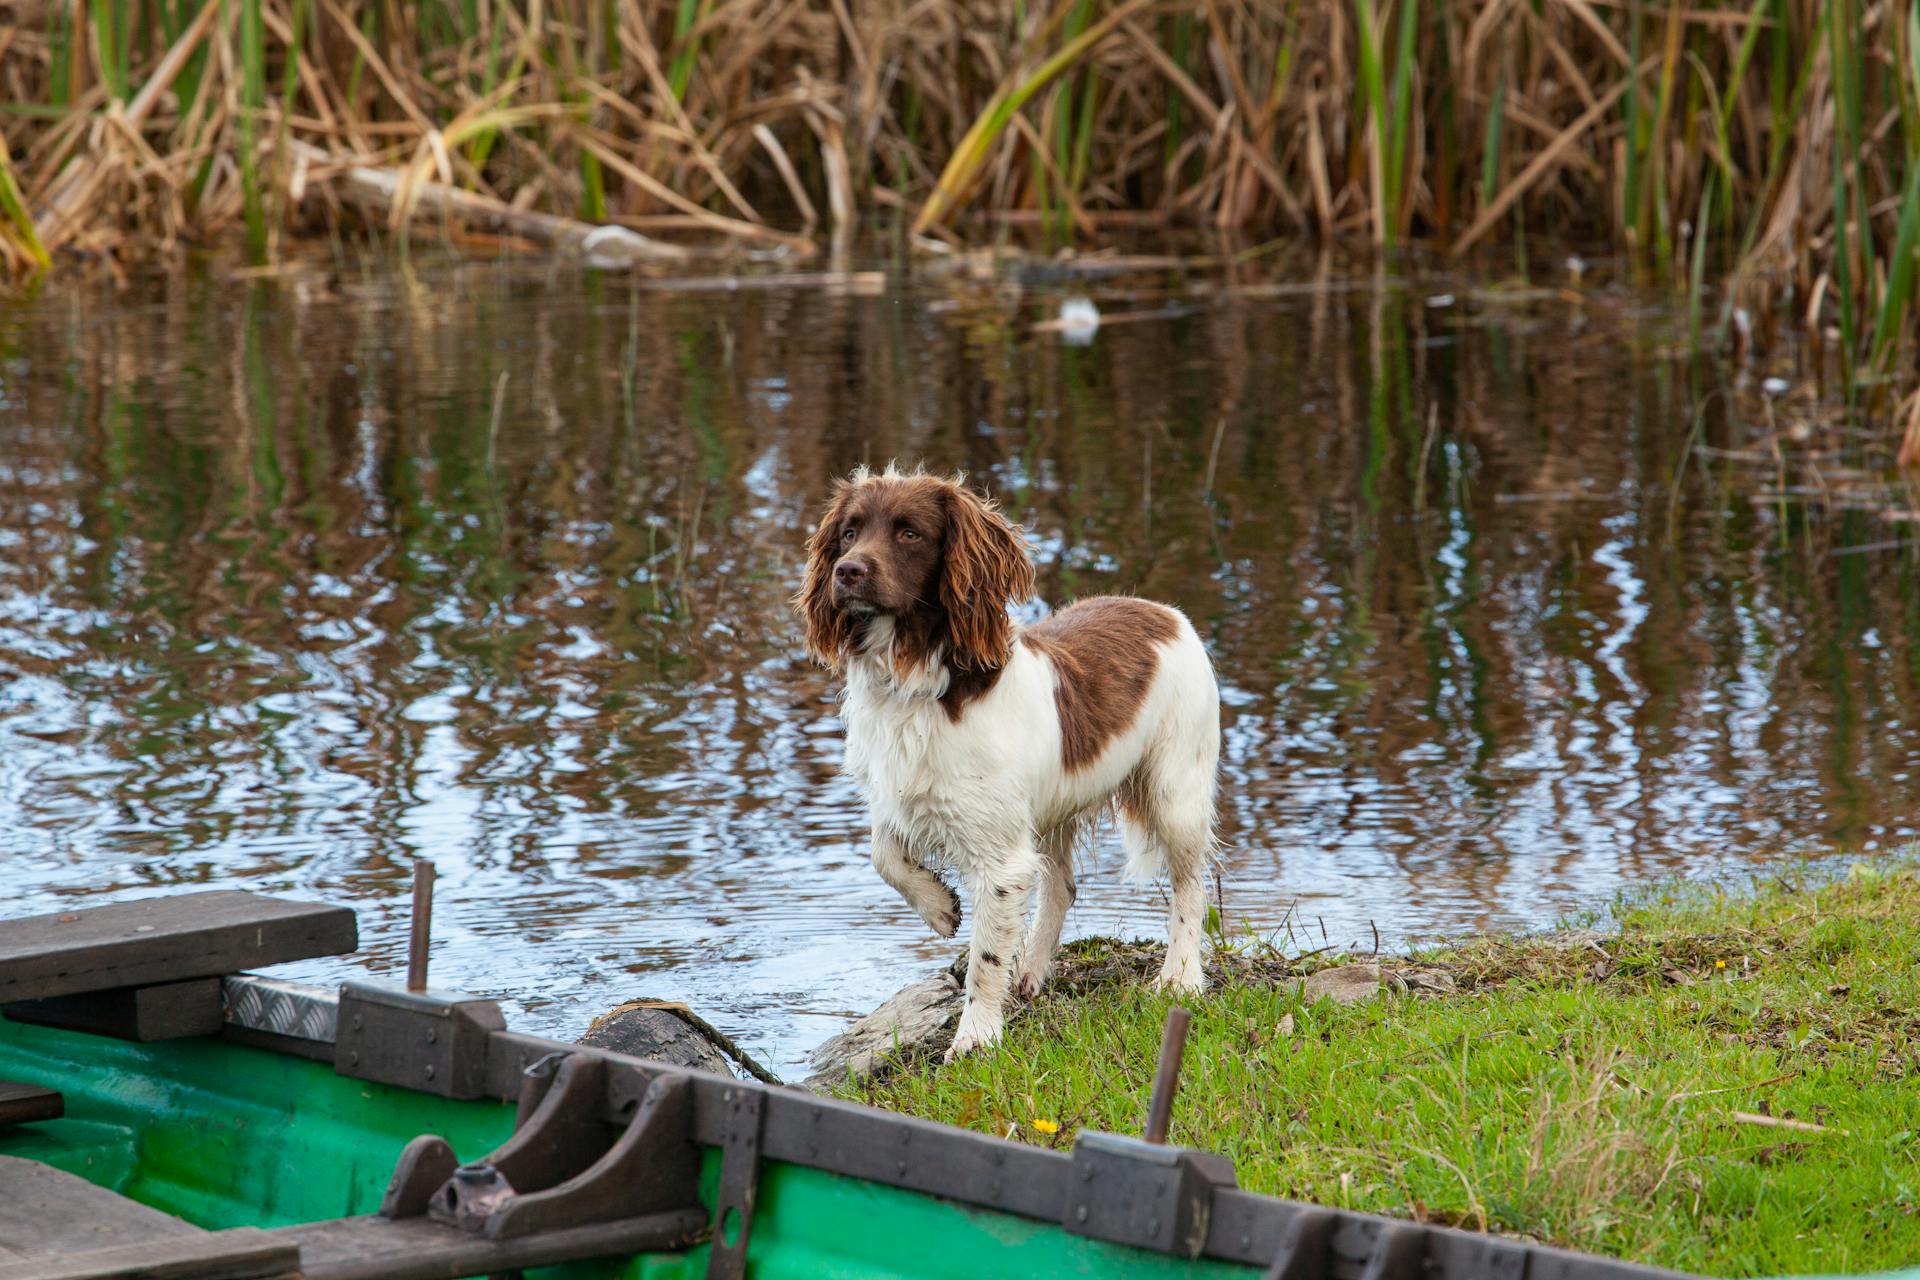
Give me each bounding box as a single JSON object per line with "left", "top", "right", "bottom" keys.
{"left": 920, "top": 885, "right": 962, "bottom": 938}
{"left": 1011, "top": 967, "right": 1046, "bottom": 1000}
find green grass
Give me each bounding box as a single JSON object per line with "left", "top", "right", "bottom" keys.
{"left": 839, "top": 863, "right": 1920, "bottom": 1277}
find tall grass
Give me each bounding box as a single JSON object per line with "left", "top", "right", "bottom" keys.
{"left": 1, "top": 1, "right": 1918, "bottom": 410}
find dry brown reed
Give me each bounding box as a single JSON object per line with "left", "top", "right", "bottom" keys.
{"left": 0, "top": 1, "right": 1916, "bottom": 410}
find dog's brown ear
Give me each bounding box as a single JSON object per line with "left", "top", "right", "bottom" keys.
{"left": 938, "top": 481, "right": 1035, "bottom": 671}
{"left": 793, "top": 483, "right": 855, "bottom": 668}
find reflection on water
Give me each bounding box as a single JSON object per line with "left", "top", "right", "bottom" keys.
{"left": 2, "top": 258, "right": 1916, "bottom": 1074}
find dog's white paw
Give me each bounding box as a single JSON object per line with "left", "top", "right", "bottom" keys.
{"left": 1151, "top": 957, "right": 1207, "bottom": 995}
{"left": 916, "top": 887, "right": 961, "bottom": 939}
{"left": 944, "top": 1008, "right": 1005, "bottom": 1062}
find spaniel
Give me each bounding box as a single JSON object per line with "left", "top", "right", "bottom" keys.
{"left": 795, "top": 466, "right": 1221, "bottom": 1059}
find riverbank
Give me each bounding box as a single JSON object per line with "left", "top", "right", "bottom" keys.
{"left": 834, "top": 861, "right": 1920, "bottom": 1277}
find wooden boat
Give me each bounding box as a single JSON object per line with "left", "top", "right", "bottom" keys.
{"left": 0, "top": 888, "right": 1688, "bottom": 1280}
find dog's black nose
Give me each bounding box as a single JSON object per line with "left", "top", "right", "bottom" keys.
{"left": 834, "top": 557, "right": 870, "bottom": 587}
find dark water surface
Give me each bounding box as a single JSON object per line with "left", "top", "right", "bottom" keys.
{"left": 3, "top": 257, "right": 1916, "bottom": 1074}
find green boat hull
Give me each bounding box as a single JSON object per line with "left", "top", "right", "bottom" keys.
{"left": 0, "top": 1015, "right": 1248, "bottom": 1278}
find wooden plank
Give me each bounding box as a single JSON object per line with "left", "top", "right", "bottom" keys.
{"left": 0, "top": 1083, "right": 61, "bottom": 1127}
{"left": 273, "top": 1208, "right": 707, "bottom": 1280}
{"left": 0, "top": 1228, "right": 299, "bottom": 1280}
{"left": 0, "top": 1157, "right": 201, "bottom": 1260}
{"left": 0, "top": 893, "right": 357, "bottom": 1004}
{"left": 4, "top": 979, "right": 224, "bottom": 1043}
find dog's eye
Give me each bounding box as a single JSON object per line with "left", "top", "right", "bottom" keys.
{"left": 840, "top": 527, "right": 857, "bottom": 544}
{"left": 898, "top": 527, "right": 920, "bottom": 542}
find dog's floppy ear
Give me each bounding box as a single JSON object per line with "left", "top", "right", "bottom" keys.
{"left": 793, "top": 482, "right": 855, "bottom": 668}
{"left": 938, "top": 480, "right": 1035, "bottom": 671}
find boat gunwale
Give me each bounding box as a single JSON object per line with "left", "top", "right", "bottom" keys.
{"left": 193, "top": 973, "right": 1691, "bottom": 1280}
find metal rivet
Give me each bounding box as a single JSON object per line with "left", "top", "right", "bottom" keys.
{"left": 1148, "top": 1218, "right": 1160, "bottom": 1235}
{"left": 1240, "top": 1235, "right": 1253, "bottom": 1250}
{"left": 425, "top": 1064, "right": 436, "bottom": 1080}
{"left": 351, "top": 1014, "right": 363, "bottom": 1031}
{"left": 723, "top": 1089, "right": 734, "bottom": 1102}
{"left": 426, "top": 1029, "right": 437, "bottom": 1044}
{"left": 896, "top": 1160, "right": 907, "bottom": 1175}
{"left": 1080, "top": 1167, "right": 1094, "bottom": 1182}
{"left": 1075, "top": 1205, "right": 1089, "bottom": 1223}
{"left": 348, "top": 1050, "right": 360, "bottom": 1065}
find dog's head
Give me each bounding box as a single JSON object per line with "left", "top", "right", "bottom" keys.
{"left": 795, "top": 466, "right": 1034, "bottom": 674}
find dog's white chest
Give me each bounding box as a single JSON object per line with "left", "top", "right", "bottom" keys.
{"left": 842, "top": 667, "right": 1017, "bottom": 862}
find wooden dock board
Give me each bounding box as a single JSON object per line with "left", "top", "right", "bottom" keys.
{"left": 0, "top": 1082, "right": 61, "bottom": 1128}
{"left": 0, "top": 893, "right": 357, "bottom": 1005}
{"left": 270, "top": 1208, "right": 708, "bottom": 1280}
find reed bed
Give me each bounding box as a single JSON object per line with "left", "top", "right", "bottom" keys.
{"left": 0, "top": 1, "right": 1917, "bottom": 442}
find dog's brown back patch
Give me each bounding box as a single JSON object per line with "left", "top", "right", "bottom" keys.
{"left": 1020, "top": 597, "right": 1181, "bottom": 771}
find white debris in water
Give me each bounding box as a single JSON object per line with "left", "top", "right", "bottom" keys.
{"left": 1762, "top": 376, "right": 1791, "bottom": 397}
{"left": 580, "top": 225, "right": 658, "bottom": 269}
{"left": 1057, "top": 296, "right": 1101, "bottom": 345}
{"left": 1733, "top": 308, "right": 1753, "bottom": 341}
{"left": 1565, "top": 255, "right": 1587, "bottom": 282}
{"left": 1426, "top": 293, "right": 1455, "bottom": 308}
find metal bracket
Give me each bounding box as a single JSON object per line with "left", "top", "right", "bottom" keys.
{"left": 1062, "top": 1131, "right": 1238, "bottom": 1257}
{"left": 1262, "top": 1207, "right": 1336, "bottom": 1280}
{"left": 378, "top": 1135, "right": 458, "bottom": 1219}
{"left": 1346, "top": 1218, "right": 1428, "bottom": 1280}
{"left": 704, "top": 1085, "right": 765, "bottom": 1280}
{"left": 334, "top": 981, "right": 504, "bottom": 1099}
{"left": 422, "top": 1052, "right": 702, "bottom": 1241}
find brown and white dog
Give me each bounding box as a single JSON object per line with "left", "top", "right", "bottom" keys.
{"left": 795, "top": 465, "right": 1221, "bottom": 1059}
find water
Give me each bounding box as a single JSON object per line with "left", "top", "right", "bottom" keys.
{"left": 2, "top": 256, "right": 1916, "bottom": 1076}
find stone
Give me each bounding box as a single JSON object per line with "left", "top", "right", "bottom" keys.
{"left": 1296, "top": 963, "right": 1401, "bottom": 1005}
{"left": 578, "top": 999, "right": 738, "bottom": 1077}
{"left": 804, "top": 971, "right": 964, "bottom": 1088}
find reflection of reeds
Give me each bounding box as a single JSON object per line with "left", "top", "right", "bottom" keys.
{"left": 3, "top": 4, "right": 1920, "bottom": 377}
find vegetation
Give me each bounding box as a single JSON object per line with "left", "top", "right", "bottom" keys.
{"left": 3, "top": 2, "right": 1920, "bottom": 448}
{"left": 841, "top": 862, "right": 1920, "bottom": 1276}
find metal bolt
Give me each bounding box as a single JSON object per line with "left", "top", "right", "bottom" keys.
{"left": 1080, "top": 1167, "right": 1094, "bottom": 1182}
{"left": 351, "top": 1014, "right": 363, "bottom": 1031}
{"left": 426, "top": 1029, "right": 437, "bottom": 1044}
{"left": 425, "top": 1064, "right": 436, "bottom": 1080}
{"left": 896, "top": 1159, "right": 907, "bottom": 1175}
{"left": 1075, "top": 1205, "right": 1089, "bottom": 1223}
{"left": 723, "top": 1089, "right": 734, "bottom": 1102}
{"left": 348, "top": 1050, "right": 359, "bottom": 1065}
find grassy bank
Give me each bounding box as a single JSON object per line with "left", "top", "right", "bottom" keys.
{"left": 839, "top": 863, "right": 1920, "bottom": 1277}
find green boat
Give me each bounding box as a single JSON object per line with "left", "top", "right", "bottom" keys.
{"left": 0, "top": 888, "right": 1690, "bottom": 1280}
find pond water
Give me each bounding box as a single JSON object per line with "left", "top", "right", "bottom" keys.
{"left": 2, "top": 254, "right": 1916, "bottom": 1076}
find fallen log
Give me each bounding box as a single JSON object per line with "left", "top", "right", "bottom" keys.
{"left": 290, "top": 142, "right": 691, "bottom": 266}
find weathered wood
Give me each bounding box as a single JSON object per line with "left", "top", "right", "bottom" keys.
{"left": 0, "top": 1156, "right": 202, "bottom": 1260}
{"left": 0, "top": 1082, "right": 62, "bottom": 1127}
{"left": 5, "top": 979, "right": 224, "bottom": 1042}
{"left": 803, "top": 969, "right": 963, "bottom": 1088}
{"left": 0, "top": 1229, "right": 299, "bottom": 1280}
{"left": 271, "top": 1207, "right": 708, "bottom": 1280}
{"left": 0, "top": 892, "right": 357, "bottom": 1004}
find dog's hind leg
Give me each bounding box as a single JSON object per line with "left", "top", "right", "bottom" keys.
{"left": 871, "top": 824, "right": 961, "bottom": 938}
{"left": 1124, "top": 749, "right": 1218, "bottom": 996}
{"left": 1013, "top": 825, "right": 1078, "bottom": 1000}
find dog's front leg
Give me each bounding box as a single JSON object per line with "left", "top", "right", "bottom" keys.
{"left": 946, "top": 843, "right": 1037, "bottom": 1061}
{"left": 870, "top": 824, "right": 961, "bottom": 938}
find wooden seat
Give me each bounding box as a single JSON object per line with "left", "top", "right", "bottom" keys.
{"left": 0, "top": 892, "right": 357, "bottom": 1006}
{"left": 0, "top": 1156, "right": 298, "bottom": 1278}
{"left": 0, "top": 1156, "right": 699, "bottom": 1280}
{"left": 0, "top": 1083, "right": 60, "bottom": 1128}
